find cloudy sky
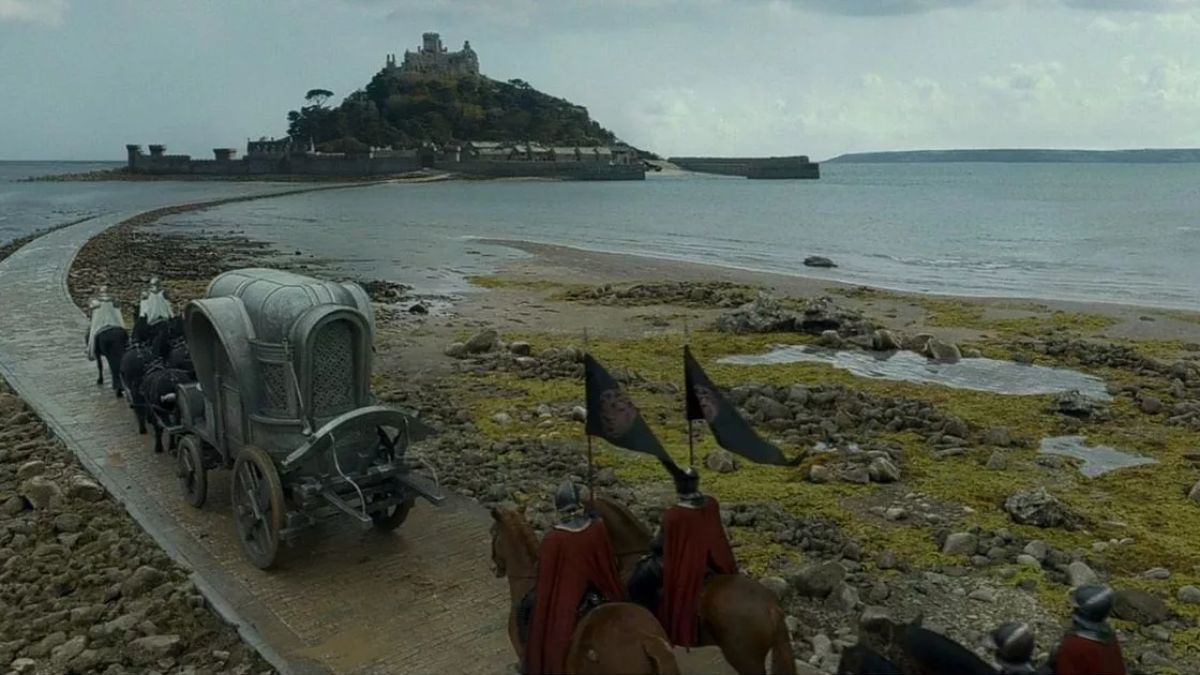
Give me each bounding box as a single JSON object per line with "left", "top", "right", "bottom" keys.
{"left": 2, "top": 0, "right": 1199, "bottom": 160}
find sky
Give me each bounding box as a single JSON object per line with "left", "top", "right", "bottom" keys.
{"left": 2, "top": 0, "right": 1199, "bottom": 161}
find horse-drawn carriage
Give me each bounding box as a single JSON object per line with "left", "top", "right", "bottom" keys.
{"left": 173, "top": 268, "right": 444, "bottom": 568}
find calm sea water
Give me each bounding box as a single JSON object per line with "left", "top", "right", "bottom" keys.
{"left": 5, "top": 161, "right": 1200, "bottom": 309}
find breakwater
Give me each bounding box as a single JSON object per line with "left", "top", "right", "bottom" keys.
{"left": 670, "top": 155, "right": 820, "bottom": 179}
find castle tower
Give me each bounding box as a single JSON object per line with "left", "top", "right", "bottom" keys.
{"left": 422, "top": 32, "right": 443, "bottom": 53}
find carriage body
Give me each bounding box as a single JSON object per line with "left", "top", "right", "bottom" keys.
{"left": 175, "top": 268, "right": 442, "bottom": 568}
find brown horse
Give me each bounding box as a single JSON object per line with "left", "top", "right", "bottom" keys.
{"left": 589, "top": 496, "right": 796, "bottom": 675}
{"left": 489, "top": 506, "right": 681, "bottom": 675}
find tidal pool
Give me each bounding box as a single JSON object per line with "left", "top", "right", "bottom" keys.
{"left": 718, "top": 346, "right": 1111, "bottom": 400}
{"left": 1039, "top": 436, "right": 1156, "bottom": 477}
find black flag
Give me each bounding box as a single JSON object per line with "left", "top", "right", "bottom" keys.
{"left": 685, "top": 345, "right": 789, "bottom": 466}
{"left": 585, "top": 353, "right": 679, "bottom": 471}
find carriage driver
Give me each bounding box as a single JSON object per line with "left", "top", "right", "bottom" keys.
{"left": 523, "top": 480, "right": 624, "bottom": 675}
{"left": 653, "top": 466, "right": 737, "bottom": 647}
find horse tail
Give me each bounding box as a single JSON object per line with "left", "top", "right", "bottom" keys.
{"left": 641, "top": 636, "right": 680, "bottom": 675}
{"left": 765, "top": 604, "right": 796, "bottom": 675}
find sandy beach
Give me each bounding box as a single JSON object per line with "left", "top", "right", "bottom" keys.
{"left": 50, "top": 201, "right": 1200, "bottom": 673}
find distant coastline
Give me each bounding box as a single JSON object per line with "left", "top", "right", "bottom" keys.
{"left": 828, "top": 148, "right": 1200, "bottom": 164}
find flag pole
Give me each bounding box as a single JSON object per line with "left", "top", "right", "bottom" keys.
{"left": 684, "top": 318, "right": 694, "bottom": 468}
{"left": 583, "top": 327, "right": 594, "bottom": 502}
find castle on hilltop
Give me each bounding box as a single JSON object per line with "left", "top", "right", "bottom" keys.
{"left": 384, "top": 32, "right": 479, "bottom": 80}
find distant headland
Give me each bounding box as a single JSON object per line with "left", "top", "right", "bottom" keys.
{"left": 828, "top": 149, "right": 1200, "bottom": 164}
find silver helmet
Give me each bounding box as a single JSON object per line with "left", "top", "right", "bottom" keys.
{"left": 992, "top": 622, "right": 1035, "bottom": 666}
{"left": 554, "top": 480, "right": 582, "bottom": 513}
{"left": 1072, "top": 585, "right": 1114, "bottom": 623}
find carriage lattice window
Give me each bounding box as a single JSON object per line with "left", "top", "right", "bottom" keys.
{"left": 260, "top": 362, "right": 289, "bottom": 416}
{"left": 311, "top": 320, "right": 356, "bottom": 415}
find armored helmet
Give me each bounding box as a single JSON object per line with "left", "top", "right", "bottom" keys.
{"left": 554, "top": 480, "right": 582, "bottom": 513}
{"left": 992, "top": 622, "right": 1035, "bottom": 666}
{"left": 673, "top": 466, "right": 701, "bottom": 499}
{"left": 1072, "top": 585, "right": 1114, "bottom": 623}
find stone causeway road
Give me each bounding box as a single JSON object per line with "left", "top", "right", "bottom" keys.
{"left": 0, "top": 192, "right": 515, "bottom": 675}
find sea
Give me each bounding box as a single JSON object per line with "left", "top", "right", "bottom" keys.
{"left": 3, "top": 160, "right": 1199, "bottom": 310}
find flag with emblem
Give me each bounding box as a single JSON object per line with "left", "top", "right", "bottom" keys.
{"left": 584, "top": 353, "right": 677, "bottom": 468}
{"left": 685, "top": 345, "right": 788, "bottom": 465}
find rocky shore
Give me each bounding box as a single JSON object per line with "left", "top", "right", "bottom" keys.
{"left": 48, "top": 216, "right": 1200, "bottom": 673}
{"left": 0, "top": 381, "right": 271, "bottom": 675}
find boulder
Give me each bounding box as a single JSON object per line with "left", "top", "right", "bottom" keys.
{"left": 803, "top": 256, "right": 837, "bottom": 269}
{"left": 825, "top": 582, "right": 861, "bottom": 613}
{"left": 1067, "top": 561, "right": 1099, "bottom": 587}
{"left": 867, "top": 457, "right": 901, "bottom": 483}
{"left": 66, "top": 475, "right": 105, "bottom": 503}
{"left": 1051, "top": 391, "right": 1105, "bottom": 420}
{"left": 788, "top": 561, "right": 846, "bottom": 598}
{"left": 759, "top": 576, "right": 789, "bottom": 601}
{"left": 509, "top": 341, "right": 532, "bottom": 356}
{"left": 818, "top": 330, "right": 843, "bottom": 348}
{"left": 942, "top": 532, "right": 978, "bottom": 556}
{"left": 985, "top": 450, "right": 1008, "bottom": 471}
{"left": 984, "top": 427, "right": 1013, "bottom": 447}
{"left": 444, "top": 342, "right": 467, "bottom": 358}
{"left": 1113, "top": 589, "right": 1170, "bottom": 625}
{"left": 1004, "top": 488, "right": 1081, "bottom": 529}
{"left": 704, "top": 449, "right": 738, "bottom": 474}
{"left": 904, "top": 333, "right": 934, "bottom": 353}
{"left": 1140, "top": 396, "right": 1165, "bottom": 415}
{"left": 464, "top": 329, "right": 499, "bottom": 354}
{"left": 808, "top": 465, "right": 831, "bottom": 484}
{"left": 716, "top": 294, "right": 796, "bottom": 334}
{"left": 871, "top": 329, "right": 902, "bottom": 351}
{"left": 755, "top": 397, "right": 792, "bottom": 422}
{"left": 19, "top": 476, "right": 62, "bottom": 510}
{"left": 925, "top": 338, "right": 961, "bottom": 363}
{"left": 128, "top": 635, "right": 183, "bottom": 666}
{"left": 1177, "top": 586, "right": 1200, "bottom": 604}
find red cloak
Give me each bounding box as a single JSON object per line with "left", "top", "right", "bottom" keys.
{"left": 1054, "top": 634, "right": 1126, "bottom": 675}
{"left": 525, "top": 519, "right": 624, "bottom": 675}
{"left": 658, "top": 496, "right": 737, "bottom": 647}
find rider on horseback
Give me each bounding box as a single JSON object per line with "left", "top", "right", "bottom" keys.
{"left": 1047, "top": 585, "right": 1127, "bottom": 675}
{"left": 991, "top": 622, "right": 1037, "bottom": 675}
{"left": 654, "top": 466, "right": 737, "bottom": 647}
{"left": 523, "top": 480, "right": 624, "bottom": 675}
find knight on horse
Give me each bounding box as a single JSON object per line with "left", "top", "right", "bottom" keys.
{"left": 138, "top": 277, "right": 173, "bottom": 326}
{"left": 641, "top": 466, "right": 738, "bottom": 647}
{"left": 523, "top": 480, "right": 624, "bottom": 675}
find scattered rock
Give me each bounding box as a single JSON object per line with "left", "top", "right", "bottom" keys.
{"left": 867, "top": 457, "right": 901, "bottom": 483}
{"left": 818, "top": 330, "right": 843, "bottom": 348}
{"left": 704, "top": 449, "right": 738, "bottom": 474}
{"left": 760, "top": 576, "right": 789, "bottom": 601}
{"left": 1023, "top": 540, "right": 1049, "bottom": 561}
{"left": 10, "top": 658, "right": 36, "bottom": 674}
{"left": 1004, "top": 487, "right": 1081, "bottom": 529}
{"left": 1188, "top": 480, "right": 1200, "bottom": 503}
{"left": 490, "top": 412, "right": 512, "bottom": 426}
{"left": 128, "top": 635, "right": 183, "bottom": 666}
{"left": 871, "top": 329, "right": 902, "bottom": 351}
{"left": 16, "top": 460, "right": 45, "bottom": 480}
{"left": 1140, "top": 396, "right": 1165, "bottom": 415}
{"left": 121, "top": 565, "right": 166, "bottom": 598}
{"left": 968, "top": 587, "right": 997, "bottom": 603}
{"left": 1113, "top": 589, "right": 1170, "bottom": 625}
{"left": 925, "top": 338, "right": 961, "bottom": 363}
{"left": 841, "top": 466, "right": 870, "bottom": 484}
{"left": 1051, "top": 391, "right": 1106, "bottom": 420}
{"left": 826, "top": 582, "right": 861, "bottom": 612}
{"left": 407, "top": 302, "right": 428, "bottom": 315}
{"left": 444, "top": 342, "right": 467, "bottom": 358}
{"left": 942, "top": 532, "right": 978, "bottom": 556}
{"left": 985, "top": 450, "right": 1008, "bottom": 471}
{"left": 509, "top": 341, "right": 532, "bottom": 356}
{"left": 1067, "top": 561, "right": 1099, "bottom": 587}
{"left": 50, "top": 636, "right": 87, "bottom": 665}
{"left": 884, "top": 507, "right": 907, "bottom": 521}
{"left": 1142, "top": 567, "right": 1171, "bottom": 580}
{"left": 803, "top": 256, "right": 837, "bottom": 268}
{"left": 1016, "top": 554, "right": 1041, "bottom": 569}
{"left": 65, "top": 475, "right": 104, "bottom": 502}
{"left": 875, "top": 550, "right": 897, "bottom": 570}
{"left": 984, "top": 427, "right": 1012, "bottom": 447}
{"left": 789, "top": 561, "right": 846, "bottom": 598}
{"left": 570, "top": 406, "right": 587, "bottom": 423}
{"left": 18, "top": 476, "right": 62, "bottom": 510}
{"left": 1177, "top": 586, "right": 1200, "bottom": 604}
{"left": 808, "top": 465, "right": 831, "bottom": 484}
{"left": 464, "top": 329, "right": 499, "bottom": 354}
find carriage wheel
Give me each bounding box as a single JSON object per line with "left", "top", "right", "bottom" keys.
{"left": 176, "top": 435, "right": 208, "bottom": 509}
{"left": 231, "top": 445, "right": 285, "bottom": 569}
{"left": 370, "top": 495, "right": 416, "bottom": 531}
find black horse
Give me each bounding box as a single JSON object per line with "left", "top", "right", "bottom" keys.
{"left": 860, "top": 615, "right": 998, "bottom": 675}
{"left": 120, "top": 316, "right": 160, "bottom": 435}
{"left": 837, "top": 644, "right": 901, "bottom": 674}
{"left": 152, "top": 316, "right": 193, "bottom": 377}
{"left": 86, "top": 325, "right": 127, "bottom": 397}
{"left": 140, "top": 359, "right": 194, "bottom": 454}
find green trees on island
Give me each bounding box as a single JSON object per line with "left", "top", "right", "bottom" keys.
{"left": 286, "top": 72, "right": 618, "bottom": 151}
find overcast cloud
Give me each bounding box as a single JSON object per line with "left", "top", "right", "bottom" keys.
{"left": 1, "top": 0, "right": 1198, "bottom": 160}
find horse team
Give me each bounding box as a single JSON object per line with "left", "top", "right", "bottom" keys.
{"left": 86, "top": 280, "right": 196, "bottom": 455}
